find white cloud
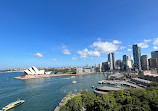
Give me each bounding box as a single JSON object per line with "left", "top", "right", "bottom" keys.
{"left": 77, "top": 48, "right": 100, "bottom": 58}
{"left": 138, "top": 42, "right": 149, "bottom": 48}
{"left": 153, "top": 46, "right": 158, "bottom": 50}
{"left": 34, "top": 52, "right": 43, "bottom": 58}
{"left": 144, "top": 39, "right": 151, "bottom": 43}
{"left": 113, "top": 40, "right": 122, "bottom": 44}
{"left": 62, "top": 43, "right": 70, "bottom": 55}
{"left": 138, "top": 39, "right": 151, "bottom": 48}
{"left": 127, "top": 45, "right": 132, "bottom": 47}
{"left": 77, "top": 40, "right": 119, "bottom": 58}
{"left": 72, "top": 57, "right": 77, "bottom": 60}
{"left": 127, "top": 49, "right": 132, "bottom": 51}
{"left": 153, "top": 38, "right": 158, "bottom": 45}
{"left": 97, "top": 38, "right": 102, "bottom": 41}
{"left": 88, "top": 50, "right": 100, "bottom": 56}
{"left": 63, "top": 49, "right": 70, "bottom": 55}
{"left": 52, "top": 59, "right": 57, "bottom": 61}
{"left": 61, "top": 44, "right": 71, "bottom": 55}
{"left": 77, "top": 49, "right": 88, "bottom": 58}
{"left": 116, "top": 52, "right": 122, "bottom": 54}
{"left": 92, "top": 41, "right": 118, "bottom": 53}
{"left": 120, "top": 46, "right": 126, "bottom": 50}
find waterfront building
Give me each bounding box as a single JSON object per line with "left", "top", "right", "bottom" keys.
{"left": 141, "top": 55, "right": 149, "bottom": 70}
{"left": 95, "top": 64, "right": 97, "bottom": 68}
{"left": 76, "top": 68, "right": 83, "bottom": 74}
{"left": 108, "top": 53, "right": 115, "bottom": 70}
{"left": 98, "top": 63, "right": 102, "bottom": 72}
{"left": 132, "top": 44, "right": 141, "bottom": 70}
{"left": 131, "top": 78, "right": 151, "bottom": 86}
{"left": 90, "top": 67, "right": 95, "bottom": 73}
{"left": 76, "top": 67, "right": 95, "bottom": 74}
{"left": 23, "top": 66, "right": 46, "bottom": 75}
{"left": 144, "top": 74, "right": 158, "bottom": 82}
{"left": 83, "top": 68, "right": 91, "bottom": 73}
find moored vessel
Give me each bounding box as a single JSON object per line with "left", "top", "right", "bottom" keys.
{"left": 2, "top": 99, "right": 25, "bottom": 111}
{"left": 70, "top": 76, "right": 75, "bottom": 79}
{"left": 72, "top": 80, "right": 77, "bottom": 84}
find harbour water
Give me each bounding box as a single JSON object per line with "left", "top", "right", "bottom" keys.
{"left": 0, "top": 72, "right": 125, "bottom": 111}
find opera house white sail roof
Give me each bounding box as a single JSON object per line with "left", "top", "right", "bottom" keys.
{"left": 23, "top": 66, "right": 45, "bottom": 75}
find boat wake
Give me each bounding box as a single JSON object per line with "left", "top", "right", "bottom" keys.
{"left": 62, "top": 78, "right": 70, "bottom": 80}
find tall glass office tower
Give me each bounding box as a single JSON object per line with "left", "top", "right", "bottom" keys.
{"left": 108, "top": 53, "right": 115, "bottom": 70}
{"left": 132, "top": 44, "right": 141, "bottom": 70}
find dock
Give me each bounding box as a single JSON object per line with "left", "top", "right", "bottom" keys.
{"left": 94, "top": 86, "right": 123, "bottom": 94}
{"left": 98, "top": 80, "right": 141, "bottom": 88}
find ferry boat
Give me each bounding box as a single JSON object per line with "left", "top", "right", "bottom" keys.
{"left": 72, "top": 80, "right": 77, "bottom": 84}
{"left": 2, "top": 99, "right": 25, "bottom": 111}
{"left": 70, "top": 76, "right": 75, "bottom": 79}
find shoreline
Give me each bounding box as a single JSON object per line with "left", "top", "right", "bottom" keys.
{"left": 14, "top": 72, "right": 95, "bottom": 80}
{"left": 54, "top": 93, "right": 81, "bottom": 111}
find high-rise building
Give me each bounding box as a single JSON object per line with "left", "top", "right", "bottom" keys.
{"left": 102, "top": 62, "right": 110, "bottom": 71}
{"left": 108, "top": 53, "right": 115, "bottom": 70}
{"left": 132, "top": 44, "right": 141, "bottom": 70}
{"left": 149, "top": 58, "right": 158, "bottom": 69}
{"left": 151, "top": 51, "right": 158, "bottom": 58}
{"left": 149, "top": 51, "right": 158, "bottom": 69}
{"left": 141, "top": 55, "right": 149, "bottom": 70}
{"left": 123, "top": 55, "right": 127, "bottom": 65}
{"left": 126, "top": 55, "right": 132, "bottom": 69}
{"left": 98, "top": 63, "right": 102, "bottom": 72}
{"left": 122, "top": 55, "right": 132, "bottom": 70}
{"left": 116, "top": 60, "right": 123, "bottom": 70}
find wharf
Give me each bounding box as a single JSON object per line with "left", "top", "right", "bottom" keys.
{"left": 94, "top": 86, "right": 123, "bottom": 94}
{"left": 98, "top": 80, "right": 141, "bottom": 88}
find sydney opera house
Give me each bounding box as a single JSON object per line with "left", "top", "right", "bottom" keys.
{"left": 23, "top": 66, "right": 51, "bottom": 75}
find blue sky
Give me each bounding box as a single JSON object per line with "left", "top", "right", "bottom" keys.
{"left": 0, "top": 0, "right": 158, "bottom": 68}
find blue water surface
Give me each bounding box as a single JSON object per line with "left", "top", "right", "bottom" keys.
{"left": 0, "top": 72, "right": 108, "bottom": 111}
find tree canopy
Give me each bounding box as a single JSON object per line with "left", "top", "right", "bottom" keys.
{"left": 60, "top": 82, "right": 158, "bottom": 111}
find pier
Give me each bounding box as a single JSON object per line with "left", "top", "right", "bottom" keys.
{"left": 98, "top": 80, "right": 141, "bottom": 88}
{"left": 94, "top": 86, "right": 123, "bottom": 94}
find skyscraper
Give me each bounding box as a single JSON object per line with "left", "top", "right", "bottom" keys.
{"left": 151, "top": 51, "right": 158, "bottom": 58}
{"left": 141, "top": 55, "right": 149, "bottom": 70}
{"left": 98, "top": 63, "right": 102, "bottom": 72}
{"left": 132, "top": 44, "right": 141, "bottom": 70}
{"left": 102, "top": 62, "right": 110, "bottom": 71}
{"left": 126, "top": 55, "right": 132, "bottom": 69}
{"left": 123, "top": 55, "right": 132, "bottom": 70}
{"left": 108, "top": 53, "right": 115, "bottom": 70}
{"left": 116, "top": 60, "right": 123, "bottom": 70}
{"left": 149, "top": 51, "right": 158, "bottom": 69}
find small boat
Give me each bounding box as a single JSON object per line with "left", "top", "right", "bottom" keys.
{"left": 115, "top": 85, "right": 121, "bottom": 88}
{"left": 70, "top": 76, "right": 75, "bottom": 79}
{"left": 2, "top": 99, "right": 25, "bottom": 111}
{"left": 92, "top": 86, "right": 94, "bottom": 88}
{"left": 72, "top": 80, "right": 77, "bottom": 84}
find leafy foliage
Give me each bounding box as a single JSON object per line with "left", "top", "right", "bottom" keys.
{"left": 60, "top": 82, "right": 158, "bottom": 111}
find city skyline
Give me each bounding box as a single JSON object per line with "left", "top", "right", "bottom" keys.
{"left": 1, "top": 0, "right": 158, "bottom": 68}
